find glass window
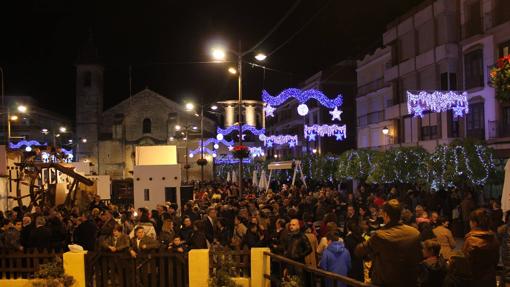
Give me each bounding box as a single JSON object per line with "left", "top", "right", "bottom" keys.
{"left": 467, "top": 102, "right": 484, "bottom": 130}
{"left": 464, "top": 50, "right": 484, "bottom": 89}
{"left": 84, "top": 71, "right": 92, "bottom": 87}
{"left": 142, "top": 118, "right": 151, "bottom": 134}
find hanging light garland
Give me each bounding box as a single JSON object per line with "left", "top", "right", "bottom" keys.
{"left": 216, "top": 124, "right": 266, "bottom": 137}
{"left": 262, "top": 88, "right": 344, "bottom": 117}
{"left": 262, "top": 135, "right": 298, "bottom": 148}
{"left": 199, "top": 138, "right": 234, "bottom": 147}
{"left": 9, "top": 140, "right": 47, "bottom": 149}
{"left": 407, "top": 90, "right": 469, "bottom": 118}
{"left": 304, "top": 124, "right": 347, "bottom": 141}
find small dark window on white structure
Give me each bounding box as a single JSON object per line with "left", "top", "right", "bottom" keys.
{"left": 144, "top": 189, "right": 150, "bottom": 201}
{"left": 84, "top": 71, "right": 92, "bottom": 87}
{"left": 142, "top": 118, "right": 151, "bottom": 134}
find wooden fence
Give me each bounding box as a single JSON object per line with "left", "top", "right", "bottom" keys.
{"left": 209, "top": 246, "right": 251, "bottom": 278}
{"left": 0, "top": 249, "right": 62, "bottom": 279}
{"left": 85, "top": 251, "right": 188, "bottom": 287}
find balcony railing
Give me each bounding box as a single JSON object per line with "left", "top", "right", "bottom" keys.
{"left": 489, "top": 120, "right": 510, "bottom": 139}
{"left": 357, "top": 78, "right": 386, "bottom": 97}
{"left": 358, "top": 111, "right": 384, "bottom": 128}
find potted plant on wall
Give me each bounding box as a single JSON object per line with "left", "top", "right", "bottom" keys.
{"left": 490, "top": 55, "right": 510, "bottom": 103}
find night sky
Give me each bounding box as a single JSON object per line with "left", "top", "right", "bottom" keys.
{"left": 0, "top": 0, "right": 424, "bottom": 119}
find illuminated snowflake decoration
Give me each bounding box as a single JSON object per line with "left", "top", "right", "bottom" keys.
{"left": 407, "top": 90, "right": 469, "bottom": 118}
{"left": 297, "top": 104, "right": 309, "bottom": 116}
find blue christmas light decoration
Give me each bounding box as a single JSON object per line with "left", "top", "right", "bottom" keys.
{"left": 263, "top": 135, "right": 298, "bottom": 148}
{"left": 304, "top": 124, "right": 347, "bottom": 141}
{"left": 249, "top": 147, "right": 264, "bottom": 157}
{"left": 262, "top": 88, "right": 343, "bottom": 108}
{"left": 199, "top": 138, "right": 234, "bottom": 147}
{"left": 217, "top": 124, "right": 266, "bottom": 137}
{"left": 407, "top": 90, "right": 469, "bottom": 118}
{"left": 215, "top": 155, "right": 251, "bottom": 164}
{"left": 9, "top": 140, "right": 47, "bottom": 149}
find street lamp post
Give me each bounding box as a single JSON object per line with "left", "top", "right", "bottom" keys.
{"left": 210, "top": 43, "right": 266, "bottom": 197}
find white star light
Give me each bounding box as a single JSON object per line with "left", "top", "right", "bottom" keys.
{"left": 264, "top": 105, "right": 276, "bottom": 117}
{"left": 413, "top": 106, "right": 424, "bottom": 118}
{"left": 307, "top": 133, "right": 316, "bottom": 141}
{"left": 266, "top": 141, "right": 273, "bottom": 147}
{"left": 329, "top": 107, "right": 343, "bottom": 121}
{"left": 452, "top": 106, "right": 466, "bottom": 118}
{"left": 289, "top": 141, "right": 296, "bottom": 148}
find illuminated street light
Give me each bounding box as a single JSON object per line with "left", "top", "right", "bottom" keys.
{"left": 382, "top": 126, "right": 389, "bottom": 135}
{"left": 228, "top": 67, "right": 237, "bottom": 74}
{"left": 41, "top": 128, "right": 49, "bottom": 135}
{"left": 81, "top": 138, "right": 87, "bottom": 143}
{"left": 255, "top": 53, "right": 267, "bottom": 61}
{"left": 59, "top": 126, "right": 67, "bottom": 133}
{"left": 10, "top": 115, "right": 18, "bottom": 121}
{"left": 210, "top": 105, "right": 218, "bottom": 111}
{"left": 185, "top": 103, "right": 194, "bottom": 111}
{"left": 211, "top": 47, "right": 226, "bottom": 61}
{"left": 175, "top": 125, "right": 181, "bottom": 131}
{"left": 312, "top": 149, "right": 317, "bottom": 154}
{"left": 17, "top": 105, "right": 27, "bottom": 113}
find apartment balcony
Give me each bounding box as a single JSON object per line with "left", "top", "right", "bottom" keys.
{"left": 357, "top": 78, "right": 386, "bottom": 97}
{"left": 489, "top": 120, "right": 510, "bottom": 139}
{"left": 357, "top": 111, "right": 384, "bottom": 128}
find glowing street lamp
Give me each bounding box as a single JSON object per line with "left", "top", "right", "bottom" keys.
{"left": 185, "top": 102, "right": 194, "bottom": 111}
{"left": 10, "top": 115, "right": 18, "bottom": 121}
{"left": 255, "top": 53, "right": 267, "bottom": 61}
{"left": 59, "top": 126, "right": 67, "bottom": 133}
{"left": 382, "top": 126, "right": 389, "bottom": 135}
{"left": 228, "top": 67, "right": 237, "bottom": 74}
{"left": 17, "top": 105, "right": 27, "bottom": 113}
{"left": 211, "top": 47, "right": 226, "bottom": 61}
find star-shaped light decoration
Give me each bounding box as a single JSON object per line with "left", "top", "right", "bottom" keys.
{"left": 413, "top": 106, "right": 424, "bottom": 118}
{"left": 329, "top": 107, "right": 343, "bottom": 121}
{"left": 452, "top": 106, "right": 465, "bottom": 118}
{"left": 289, "top": 141, "right": 296, "bottom": 148}
{"left": 266, "top": 141, "right": 273, "bottom": 147}
{"left": 307, "top": 133, "right": 316, "bottom": 141}
{"left": 264, "top": 104, "right": 276, "bottom": 117}
{"left": 335, "top": 133, "right": 345, "bottom": 141}
{"left": 228, "top": 146, "right": 234, "bottom": 151}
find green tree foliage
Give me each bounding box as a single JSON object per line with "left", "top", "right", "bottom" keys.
{"left": 336, "top": 149, "right": 379, "bottom": 181}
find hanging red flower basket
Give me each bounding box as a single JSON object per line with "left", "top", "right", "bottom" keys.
{"left": 231, "top": 145, "right": 250, "bottom": 159}
{"left": 490, "top": 55, "right": 510, "bottom": 103}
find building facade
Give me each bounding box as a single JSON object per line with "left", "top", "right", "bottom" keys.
{"left": 356, "top": 0, "right": 510, "bottom": 157}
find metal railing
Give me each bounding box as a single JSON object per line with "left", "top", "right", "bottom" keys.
{"left": 263, "top": 251, "right": 376, "bottom": 287}
{"left": 489, "top": 120, "right": 510, "bottom": 139}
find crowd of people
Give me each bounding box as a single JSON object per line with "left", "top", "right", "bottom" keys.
{"left": 0, "top": 180, "right": 507, "bottom": 287}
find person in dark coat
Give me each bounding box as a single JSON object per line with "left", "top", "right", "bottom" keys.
{"left": 129, "top": 227, "right": 160, "bottom": 258}
{"left": 203, "top": 207, "right": 217, "bottom": 245}
{"left": 189, "top": 220, "right": 208, "bottom": 249}
{"left": 417, "top": 239, "right": 446, "bottom": 287}
{"left": 179, "top": 217, "right": 193, "bottom": 244}
{"left": 282, "top": 218, "right": 312, "bottom": 263}
{"left": 30, "top": 217, "right": 53, "bottom": 251}
{"left": 463, "top": 208, "right": 499, "bottom": 287}
{"left": 74, "top": 213, "right": 98, "bottom": 251}
{"left": 344, "top": 221, "right": 364, "bottom": 282}
{"left": 20, "top": 215, "right": 34, "bottom": 249}
{"left": 98, "top": 211, "right": 117, "bottom": 239}
{"left": 319, "top": 232, "right": 351, "bottom": 287}
{"left": 356, "top": 199, "right": 422, "bottom": 287}
{"left": 101, "top": 225, "right": 130, "bottom": 253}
{"left": 214, "top": 217, "right": 231, "bottom": 246}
